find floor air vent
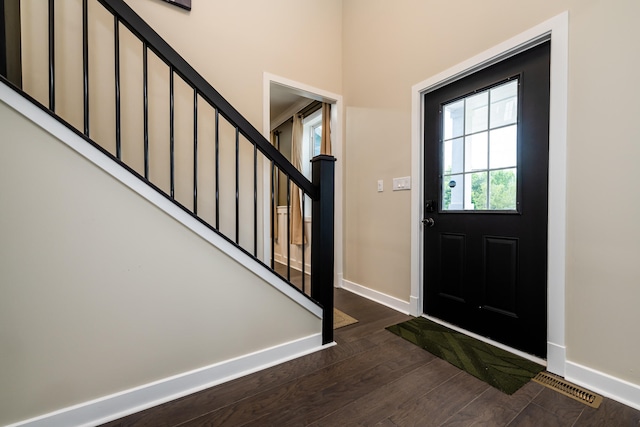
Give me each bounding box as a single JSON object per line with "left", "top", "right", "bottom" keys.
{"left": 532, "top": 372, "right": 603, "bottom": 408}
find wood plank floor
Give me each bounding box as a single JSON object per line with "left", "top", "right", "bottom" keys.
{"left": 102, "top": 289, "right": 640, "bottom": 426}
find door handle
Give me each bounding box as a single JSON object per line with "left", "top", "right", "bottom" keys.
{"left": 422, "top": 218, "right": 435, "bottom": 227}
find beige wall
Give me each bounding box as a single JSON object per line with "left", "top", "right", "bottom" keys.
{"left": 19, "top": 0, "right": 343, "bottom": 260}
{"left": 125, "top": 0, "right": 343, "bottom": 127}
{"left": 0, "top": 100, "right": 321, "bottom": 425}
{"left": 342, "top": 0, "right": 640, "bottom": 385}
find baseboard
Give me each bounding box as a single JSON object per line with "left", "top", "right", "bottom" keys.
{"left": 565, "top": 361, "right": 640, "bottom": 411}
{"left": 273, "top": 260, "right": 311, "bottom": 275}
{"left": 546, "top": 342, "right": 566, "bottom": 377}
{"left": 340, "top": 279, "right": 411, "bottom": 315}
{"left": 409, "top": 295, "right": 420, "bottom": 317}
{"left": 9, "top": 334, "right": 325, "bottom": 427}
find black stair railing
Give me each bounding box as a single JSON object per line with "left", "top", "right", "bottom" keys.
{"left": 0, "top": 0, "right": 334, "bottom": 344}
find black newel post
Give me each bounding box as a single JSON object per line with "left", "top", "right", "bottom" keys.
{"left": 311, "top": 154, "right": 336, "bottom": 345}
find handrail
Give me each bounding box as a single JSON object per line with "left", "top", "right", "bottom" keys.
{"left": 98, "top": 0, "right": 317, "bottom": 199}
{"left": 0, "top": 0, "right": 334, "bottom": 344}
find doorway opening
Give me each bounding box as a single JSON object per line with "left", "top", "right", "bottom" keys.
{"left": 262, "top": 73, "right": 344, "bottom": 291}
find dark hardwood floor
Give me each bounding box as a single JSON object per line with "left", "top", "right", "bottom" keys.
{"left": 273, "top": 261, "right": 312, "bottom": 296}
{"left": 102, "top": 289, "right": 640, "bottom": 426}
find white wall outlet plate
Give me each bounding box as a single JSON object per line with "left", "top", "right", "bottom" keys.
{"left": 393, "top": 176, "right": 411, "bottom": 191}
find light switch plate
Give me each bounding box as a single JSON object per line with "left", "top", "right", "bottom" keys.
{"left": 393, "top": 176, "right": 411, "bottom": 191}
{"left": 377, "top": 180, "right": 384, "bottom": 192}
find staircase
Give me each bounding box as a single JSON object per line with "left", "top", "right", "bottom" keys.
{"left": 0, "top": 1, "right": 334, "bottom": 425}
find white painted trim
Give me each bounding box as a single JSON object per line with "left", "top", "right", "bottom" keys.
{"left": 546, "top": 342, "right": 567, "bottom": 376}
{"left": 0, "top": 81, "right": 322, "bottom": 320}
{"left": 565, "top": 361, "right": 640, "bottom": 411}
{"left": 410, "top": 12, "right": 569, "bottom": 374}
{"left": 341, "top": 279, "right": 412, "bottom": 315}
{"left": 7, "top": 334, "right": 327, "bottom": 427}
{"left": 262, "top": 72, "right": 344, "bottom": 289}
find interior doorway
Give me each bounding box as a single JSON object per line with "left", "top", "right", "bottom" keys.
{"left": 262, "top": 73, "right": 344, "bottom": 290}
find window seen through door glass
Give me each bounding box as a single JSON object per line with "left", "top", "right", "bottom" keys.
{"left": 442, "top": 79, "right": 518, "bottom": 211}
{"left": 312, "top": 124, "right": 322, "bottom": 157}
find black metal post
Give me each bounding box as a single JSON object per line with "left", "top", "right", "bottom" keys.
{"left": 143, "top": 44, "right": 149, "bottom": 179}
{"left": 82, "top": 0, "right": 89, "bottom": 136}
{"left": 214, "top": 109, "right": 220, "bottom": 230}
{"left": 311, "top": 154, "right": 335, "bottom": 345}
{"left": 253, "top": 142, "right": 258, "bottom": 256}
{"left": 48, "top": 0, "right": 54, "bottom": 109}
{"left": 271, "top": 131, "right": 280, "bottom": 269}
{"left": 302, "top": 192, "right": 306, "bottom": 293}
{"left": 114, "top": 16, "right": 121, "bottom": 159}
{"left": 286, "top": 175, "right": 291, "bottom": 282}
{"left": 235, "top": 127, "right": 239, "bottom": 244}
{"left": 0, "top": 1, "right": 6, "bottom": 79}
{"left": 169, "top": 68, "right": 174, "bottom": 198}
{"left": 193, "top": 88, "right": 198, "bottom": 214}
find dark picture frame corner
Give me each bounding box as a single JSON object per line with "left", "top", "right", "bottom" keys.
{"left": 161, "top": 0, "right": 191, "bottom": 11}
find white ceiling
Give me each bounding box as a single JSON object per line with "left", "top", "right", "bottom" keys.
{"left": 270, "top": 83, "right": 310, "bottom": 120}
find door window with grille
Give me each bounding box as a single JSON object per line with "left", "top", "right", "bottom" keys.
{"left": 442, "top": 79, "right": 518, "bottom": 211}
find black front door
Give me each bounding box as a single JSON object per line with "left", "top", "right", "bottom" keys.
{"left": 423, "top": 42, "right": 550, "bottom": 358}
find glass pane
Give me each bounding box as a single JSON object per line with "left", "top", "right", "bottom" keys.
{"left": 489, "top": 125, "right": 517, "bottom": 169}
{"left": 313, "top": 125, "right": 322, "bottom": 156}
{"left": 465, "top": 132, "right": 488, "bottom": 172}
{"left": 442, "top": 174, "right": 463, "bottom": 210}
{"left": 466, "top": 172, "right": 488, "bottom": 210}
{"left": 489, "top": 168, "right": 517, "bottom": 210}
{"left": 490, "top": 80, "right": 518, "bottom": 129}
{"left": 443, "top": 100, "right": 464, "bottom": 140}
{"left": 443, "top": 137, "right": 464, "bottom": 175}
{"left": 465, "top": 91, "right": 488, "bottom": 134}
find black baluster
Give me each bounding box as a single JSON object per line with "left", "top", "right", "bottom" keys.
{"left": 82, "top": 0, "right": 89, "bottom": 136}
{"left": 286, "top": 175, "right": 291, "bottom": 282}
{"left": 48, "top": 0, "right": 55, "bottom": 111}
{"left": 193, "top": 89, "right": 198, "bottom": 215}
{"left": 235, "top": 127, "right": 239, "bottom": 244}
{"left": 270, "top": 162, "right": 276, "bottom": 269}
{"left": 215, "top": 109, "right": 219, "bottom": 230}
{"left": 170, "top": 68, "right": 174, "bottom": 199}
{"left": 302, "top": 192, "right": 306, "bottom": 294}
{"left": 253, "top": 141, "right": 257, "bottom": 256}
{"left": 143, "top": 44, "right": 149, "bottom": 179}
{"left": 114, "top": 16, "right": 121, "bottom": 159}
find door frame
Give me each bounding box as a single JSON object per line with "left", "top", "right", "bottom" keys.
{"left": 262, "top": 72, "right": 344, "bottom": 289}
{"left": 410, "top": 12, "right": 568, "bottom": 376}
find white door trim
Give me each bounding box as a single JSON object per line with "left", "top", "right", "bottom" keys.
{"left": 410, "top": 12, "right": 568, "bottom": 375}
{"left": 262, "top": 73, "right": 344, "bottom": 288}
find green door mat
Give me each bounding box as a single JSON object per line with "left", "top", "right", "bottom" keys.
{"left": 386, "top": 317, "right": 545, "bottom": 395}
